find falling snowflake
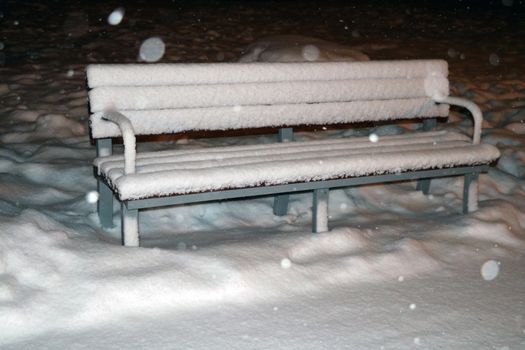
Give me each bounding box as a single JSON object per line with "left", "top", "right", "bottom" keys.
{"left": 369, "top": 133, "right": 379, "bottom": 143}
{"left": 489, "top": 53, "right": 500, "bottom": 66}
{"left": 447, "top": 48, "right": 458, "bottom": 58}
{"left": 280, "top": 258, "right": 292, "bottom": 269}
{"left": 85, "top": 191, "right": 99, "bottom": 203}
{"left": 108, "top": 7, "right": 125, "bottom": 26}
{"left": 302, "top": 45, "right": 320, "bottom": 61}
{"left": 481, "top": 260, "right": 500, "bottom": 281}
{"left": 139, "top": 37, "right": 166, "bottom": 62}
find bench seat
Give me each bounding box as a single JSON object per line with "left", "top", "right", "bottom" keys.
{"left": 95, "top": 131, "right": 499, "bottom": 201}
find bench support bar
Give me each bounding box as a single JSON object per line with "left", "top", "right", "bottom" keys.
{"left": 121, "top": 203, "right": 139, "bottom": 247}
{"left": 313, "top": 189, "right": 329, "bottom": 233}
{"left": 98, "top": 181, "right": 114, "bottom": 228}
{"left": 416, "top": 179, "right": 431, "bottom": 194}
{"left": 416, "top": 118, "right": 437, "bottom": 194}
{"left": 463, "top": 173, "right": 479, "bottom": 214}
{"left": 96, "top": 138, "right": 114, "bottom": 228}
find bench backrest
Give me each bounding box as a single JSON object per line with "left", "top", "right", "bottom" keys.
{"left": 87, "top": 60, "right": 450, "bottom": 139}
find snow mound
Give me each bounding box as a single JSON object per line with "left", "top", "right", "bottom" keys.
{"left": 0, "top": 211, "right": 452, "bottom": 342}
{"left": 287, "top": 228, "right": 372, "bottom": 263}
{"left": 1, "top": 113, "right": 85, "bottom": 143}
{"left": 505, "top": 121, "right": 525, "bottom": 134}
{"left": 239, "top": 35, "right": 369, "bottom": 63}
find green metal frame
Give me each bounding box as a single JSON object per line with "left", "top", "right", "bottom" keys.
{"left": 96, "top": 138, "right": 114, "bottom": 228}
{"left": 121, "top": 165, "right": 487, "bottom": 210}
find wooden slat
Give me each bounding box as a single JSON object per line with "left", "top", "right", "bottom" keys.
{"left": 90, "top": 98, "right": 449, "bottom": 138}
{"left": 86, "top": 60, "right": 448, "bottom": 87}
{"left": 88, "top": 78, "right": 449, "bottom": 112}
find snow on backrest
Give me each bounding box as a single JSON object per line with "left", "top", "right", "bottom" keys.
{"left": 88, "top": 60, "right": 450, "bottom": 138}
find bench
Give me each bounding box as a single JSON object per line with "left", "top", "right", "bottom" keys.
{"left": 87, "top": 60, "right": 500, "bottom": 247}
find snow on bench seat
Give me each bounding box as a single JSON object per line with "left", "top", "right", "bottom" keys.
{"left": 94, "top": 131, "right": 500, "bottom": 200}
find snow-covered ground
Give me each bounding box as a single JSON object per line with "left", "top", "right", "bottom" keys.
{"left": 1, "top": 1, "right": 524, "bottom": 348}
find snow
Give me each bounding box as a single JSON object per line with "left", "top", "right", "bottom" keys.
{"left": 102, "top": 111, "right": 136, "bottom": 175}
{"left": 88, "top": 78, "right": 449, "bottom": 112}
{"left": 467, "top": 178, "right": 480, "bottom": 212}
{"left": 107, "top": 7, "right": 125, "bottom": 26}
{"left": 481, "top": 260, "right": 500, "bottom": 281}
{"left": 1, "top": 1, "right": 524, "bottom": 349}
{"left": 138, "top": 37, "right": 166, "bottom": 63}
{"left": 122, "top": 205, "right": 139, "bottom": 246}
{"left": 86, "top": 60, "right": 447, "bottom": 87}
{"left": 313, "top": 190, "right": 329, "bottom": 232}
{"left": 238, "top": 35, "right": 370, "bottom": 62}
{"left": 85, "top": 191, "right": 99, "bottom": 204}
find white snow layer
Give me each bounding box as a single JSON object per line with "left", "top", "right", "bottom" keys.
{"left": 94, "top": 131, "right": 500, "bottom": 200}
{"left": 88, "top": 60, "right": 449, "bottom": 137}
{"left": 90, "top": 98, "right": 449, "bottom": 138}
{"left": 86, "top": 60, "right": 448, "bottom": 87}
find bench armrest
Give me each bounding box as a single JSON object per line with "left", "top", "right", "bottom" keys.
{"left": 433, "top": 96, "right": 482, "bottom": 145}
{"left": 101, "top": 111, "right": 136, "bottom": 174}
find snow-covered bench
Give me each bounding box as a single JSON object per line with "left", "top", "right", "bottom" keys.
{"left": 87, "top": 60, "right": 500, "bottom": 247}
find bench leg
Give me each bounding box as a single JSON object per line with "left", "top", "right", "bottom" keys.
{"left": 463, "top": 173, "right": 479, "bottom": 214}
{"left": 422, "top": 118, "right": 437, "bottom": 131}
{"left": 273, "top": 194, "right": 290, "bottom": 216}
{"left": 312, "top": 188, "right": 329, "bottom": 233}
{"left": 121, "top": 203, "right": 139, "bottom": 247}
{"left": 416, "top": 178, "right": 431, "bottom": 194}
{"left": 415, "top": 118, "right": 437, "bottom": 195}
{"left": 96, "top": 138, "right": 114, "bottom": 228}
{"left": 98, "top": 179, "right": 114, "bottom": 228}
{"left": 273, "top": 127, "right": 294, "bottom": 216}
